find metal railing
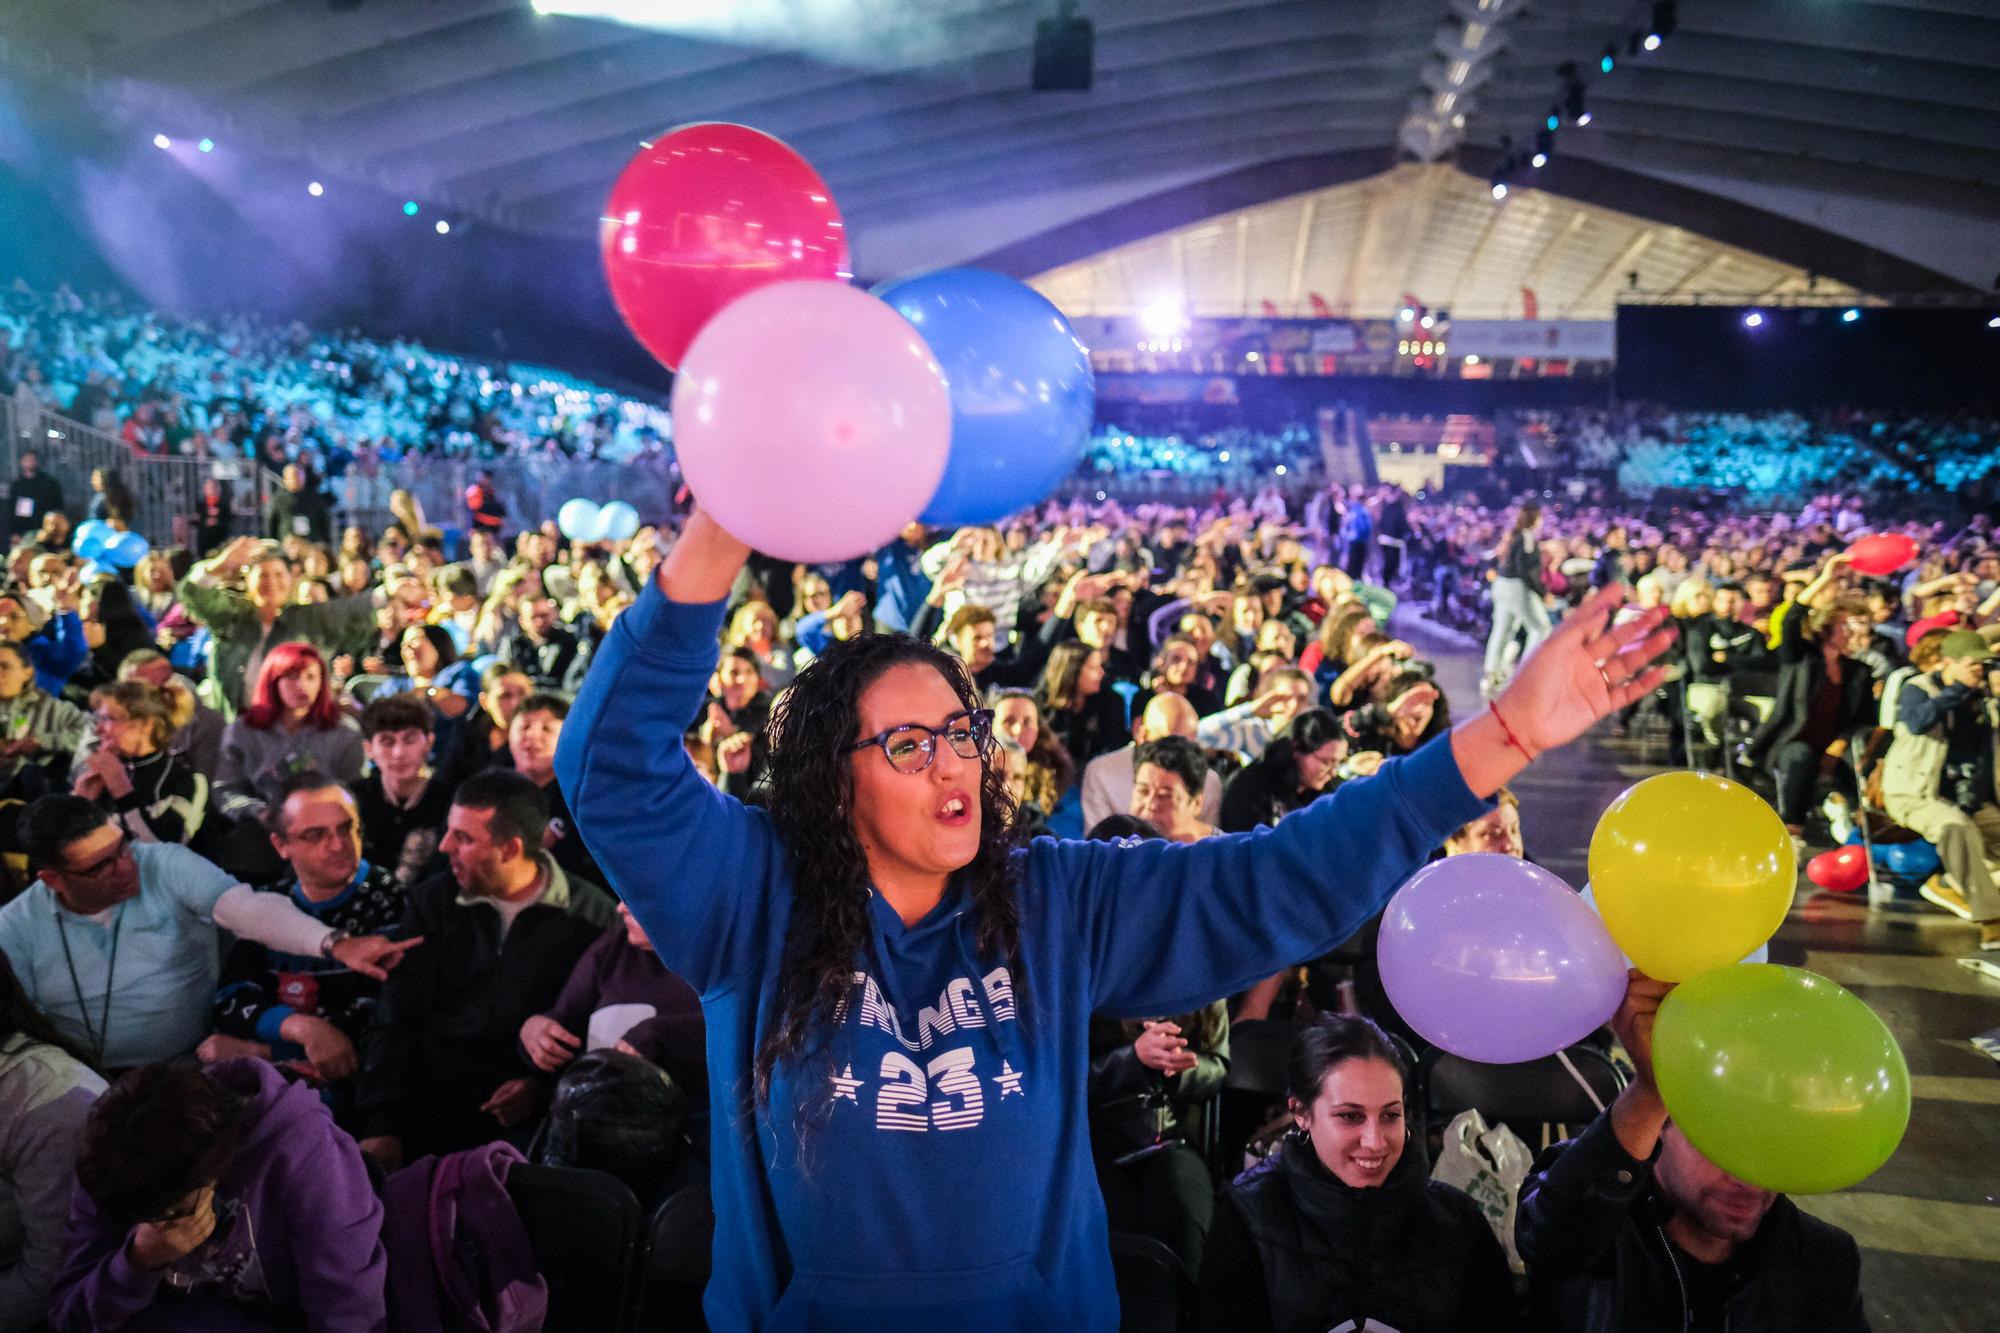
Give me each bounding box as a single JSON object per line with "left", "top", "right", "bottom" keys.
{"left": 337, "top": 455, "right": 683, "bottom": 539}
{"left": 0, "top": 406, "right": 280, "bottom": 550}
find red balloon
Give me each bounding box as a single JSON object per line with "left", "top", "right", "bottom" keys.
{"left": 1807, "top": 846, "right": 1869, "bottom": 893}
{"left": 1845, "top": 533, "right": 1918, "bottom": 577}
{"left": 601, "top": 123, "right": 851, "bottom": 370}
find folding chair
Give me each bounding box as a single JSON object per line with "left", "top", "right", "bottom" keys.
{"left": 1108, "top": 1231, "right": 1195, "bottom": 1333}
{"left": 1420, "top": 1042, "right": 1626, "bottom": 1153}
{"left": 505, "top": 1163, "right": 644, "bottom": 1331}
{"left": 632, "top": 1181, "right": 714, "bottom": 1332}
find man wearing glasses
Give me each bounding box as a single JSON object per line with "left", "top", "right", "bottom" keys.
{"left": 0, "top": 794, "right": 418, "bottom": 1073}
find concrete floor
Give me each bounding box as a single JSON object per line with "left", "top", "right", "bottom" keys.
{"left": 1404, "top": 613, "right": 2000, "bottom": 1331}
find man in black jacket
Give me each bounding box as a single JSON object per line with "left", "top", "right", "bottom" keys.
{"left": 1516, "top": 974, "right": 1868, "bottom": 1332}
{"left": 495, "top": 595, "right": 589, "bottom": 693}
{"left": 355, "top": 769, "right": 614, "bottom": 1170}
{"left": 4, "top": 450, "right": 64, "bottom": 544}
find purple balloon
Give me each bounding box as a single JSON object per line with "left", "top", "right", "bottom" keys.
{"left": 1378, "top": 853, "right": 1628, "bottom": 1064}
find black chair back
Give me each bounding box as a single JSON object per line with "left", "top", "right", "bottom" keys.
{"left": 1421, "top": 1042, "right": 1626, "bottom": 1150}
{"left": 505, "top": 1163, "right": 643, "bottom": 1331}
{"left": 1214, "top": 1017, "right": 1298, "bottom": 1178}
{"left": 635, "top": 1182, "right": 715, "bottom": 1331}
{"left": 1108, "top": 1230, "right": 1194, "bottom": 1333}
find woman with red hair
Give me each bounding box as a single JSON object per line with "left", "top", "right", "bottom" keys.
{"left": 214, "top": 642, "right": 365, "bottom": 825}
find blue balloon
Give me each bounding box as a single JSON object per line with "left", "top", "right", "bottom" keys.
{"left": 597, "top": 500, "right": 641, "bottom": 543}
{"left": 557, "top": 498, "right": 601, "bottom": 544}
{"left": 1875, "top": 840, "right": 1940, "bottom": 879}
{"left": 106, "top": 531, "right": 150, "bottom": 568}
{"left": 72, "top": 520, "right": 112, "bottom": 557}
{"left": 874, "top": 268, "right": 1095, "bottom": 526}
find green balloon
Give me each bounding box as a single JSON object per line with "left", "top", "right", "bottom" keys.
{"left": 1653, "top": 964, "right": 1909, "bottom": 1195}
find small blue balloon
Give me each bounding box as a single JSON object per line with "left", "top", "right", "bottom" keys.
{"left": 557, "top": 498, "right": 601, "bottom": 544}
{"left": 597, "top": 500, "right": 641, "bottom": 543}
{"left": 76, "top": 531, "right": 111, "bottom": 561}
{"left": 72, "top": 520, "right": 112, "bottom": 556}
{"left": 874, "top": 268, "right": 1095, "bottom": 526}
{"left": 106, "top": 531, "right": 150, "bottom": 568}
{"left": 1875, "top": 840, "right": 1940, "bottom": 879}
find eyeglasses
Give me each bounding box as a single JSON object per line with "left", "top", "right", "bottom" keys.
{"left": 63, "top": 834, "right": 131, "bottom": 880}
{"left": 851, "top": 709, "right": 994, "bottom": 775}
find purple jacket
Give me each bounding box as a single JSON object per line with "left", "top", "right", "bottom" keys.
{"left": 382, "top": 1142, "right": 545, "bottom": 1333}
{"left": 50, "top": 1058, "right": 387, "bottom": 1332}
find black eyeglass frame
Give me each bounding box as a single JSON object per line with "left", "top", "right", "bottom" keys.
{"left": 850, "top": 708, "right": 996, "bottom": 774}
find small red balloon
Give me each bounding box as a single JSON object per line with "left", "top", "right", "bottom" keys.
{"left": 1845, "top": 533, "right": 1917, "bottom": 577}
{"left": 601, "top": 123, "right": 851, "bottom": 371}
{"left": 1807, "top": 846, "right": 1869, "bottom": 893}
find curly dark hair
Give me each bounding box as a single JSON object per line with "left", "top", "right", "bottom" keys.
{"left": 76, "top": 1062, "right": 250, "bottom": 1227}
{"left": 756, "top": 634, "right": 1024, "bottom": 1116}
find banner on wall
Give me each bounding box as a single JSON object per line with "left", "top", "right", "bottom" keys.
{"left": 1447, "top": 320, "right": 1617, "bottom": 361}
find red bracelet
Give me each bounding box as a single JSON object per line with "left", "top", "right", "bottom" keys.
{"left": 1489, "top": 701, "right": 1537, "bottom": 761}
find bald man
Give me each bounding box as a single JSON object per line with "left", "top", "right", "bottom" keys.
{"left": 1080, "top": 693, "right": 1225, "bottom": 832}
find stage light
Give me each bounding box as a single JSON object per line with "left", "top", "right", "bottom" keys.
{"left": 1575, "top": 109, "right": 1593, "bottom": 127}
{"left": 1218, "top": 450, "right": 1231, "bottom": 462}
{"left": 1138, "top": 295, "right": 1188, "bottom": 337}
{"left": 1531, "top": 151, "right": 1548, "bottom": 168}
{"left": 1399, "top": 306, "right": 1416, "bottom": 322}
{"left": 1842, "top": 308, "right": 1860, "bottom": 323}
{"left": 1989, "top": 316, "right": 1999, "bottom": 329}
{"left": 1743, "top": 311, "right": 1765, "bottom": 328}
{"left": 402, "top": 201, "right": 420, "bottom": 216}
{"left": 152, "top": 134, "right": 171, "bottom": 150}
{"left": 1419, "top": 314, "right": 1435, "bottom": 330}
{"left": 1465, "top": 354, "right": 1482, "bottom": 365}
{"left": 1244, "top": 352, "right": 1260, "bottom": 363}
{"left": 1600, "top": 47, "right": 1616, "bottom": 75}
{"left": 1491, "top": 181, "right": 1508, "bottom": 200}
{"left": 1274, "top": 465, "right": 1288, "bottom": 476}
{"left": 197, "top": 138, "right": 215, "bottom": 153}
{"left": 307, "top": 182, "right": 324, "bottom": 197}
{"left": 1642, "top": 32, "right": 1661, "bottom": 51}
{"left": 435, "top": 220, "right": 451, "bottom": 235}
{"left": 1545, "top": 110, "right": 1560, "bottom": 132}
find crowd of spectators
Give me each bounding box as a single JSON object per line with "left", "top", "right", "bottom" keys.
{"left": 0, "top": 276, "right": 1982, "bottom": 1328}
{"left": 0, "top": 424, "right": 1928, "bottom": 1327}
{"left": 0, "top": 280, "right": 673, "bottom": 474}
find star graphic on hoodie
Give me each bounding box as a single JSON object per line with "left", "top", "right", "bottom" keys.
{"left": 993, "top": 1061, "right": 1024, "bottom": 1098}
{"left": 830, "top": 1064, "right": 861, "bottom": 1104}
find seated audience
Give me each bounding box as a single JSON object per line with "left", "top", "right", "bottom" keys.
{"left": 116, "top": 650, "right": 225, "bottom": 779}
{"left": 508, "top": 692, "right": 603, "bottom": 887}
{"left": 0, "top": 588, "right": 84, "bottom": 699}
{"left": 1198, "top": 1015, "right": 1517, "bottom": 1332}
{"left": 357, "top": 770, "right": 615, "bottom": 1168}
{"left": 206, "top": 774, "right": 410, "bottom": 1101}
{"left": 988, "top": 687, "right": 1075, "bottom": 817}
{"left": 213, "top": 643, "right": 365, "bottom": 827}
{"left": 1517, "top": 973, "right": 1868, "bottom": 1331}
{"left": 1037, "top": 640, "right": 1129, "bottom": 767}
{"left": 495, "top": 595, "right": 588, "bottom": 693}
{"left": 75, "top": 682, "right": 208, "bottom": 846}
{"left": 1128, "top": 736, "right": 1216, "bottom": 844}
{"left": 432, "top": 663, "right": 532, "bottom": 791}
{"left": 352, "top": 694, "right": 452, "bottom": 887}
{"left": 51, "top": 1058, "right": 386, "bottom": 1331}
{"left": 176, "top": 536, "right": 376, "bottom": 715}
{"left": 1218, "top": 708, "right": 1349, "bottom": 833}
{"left": 0, "top": 796, "right": 409, "bottom": 1071}
{"left": 520, "top": 901, "right": 706, "bottom": 1098}
{"left": 0, "top": 640, "right": 86, "bottom": 796}
{"left": 0, "top": 954, "right": 104, "bottom": 1332}
{"left": 1080, "top": 693, "right": 1223, "bottom": 832}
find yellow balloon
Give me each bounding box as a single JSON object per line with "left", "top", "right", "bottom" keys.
{"left": 1587, "top": 772, "right": 1794, "bottom": 981}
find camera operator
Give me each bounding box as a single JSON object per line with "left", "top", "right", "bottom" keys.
{"left": 1881, "top": 630, "right": 2000, "bottom": 951}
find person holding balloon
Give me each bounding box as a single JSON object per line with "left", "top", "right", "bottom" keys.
{"left": 1516, "top": 970, "right": 1870, "bottom": 1333}
{"left": 557, "top": 501, "right": 1674, "bottom": 1332}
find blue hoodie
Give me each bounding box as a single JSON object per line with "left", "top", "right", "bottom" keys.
{"left": 557, "top": 584, "right": 1488, "bottom": 1332}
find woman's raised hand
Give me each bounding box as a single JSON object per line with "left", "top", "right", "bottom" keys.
{"left": 1495, "top": 582, "right": 1676, "bottom": 756}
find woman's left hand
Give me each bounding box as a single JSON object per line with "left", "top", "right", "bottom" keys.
{"left": 90, "top": 750, "right": 134, "bottom": 799}
{"left": 1496, "top": 582, "right": 1677, "bottom": 756}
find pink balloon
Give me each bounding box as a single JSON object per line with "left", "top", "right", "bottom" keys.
{"left": 671, "top": 282, "right": 950, "bottom": 562}
{"left": 1379, "top": 854, "right": 1629, "bottom": 1064}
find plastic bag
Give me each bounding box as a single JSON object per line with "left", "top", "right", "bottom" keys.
{"left": 1430, "top": 1108, "right": 1532, "bottom": 1273}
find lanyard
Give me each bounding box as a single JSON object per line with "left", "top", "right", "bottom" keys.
{"left": 56, "top": 906, "right": 123, "bottom": 1066}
